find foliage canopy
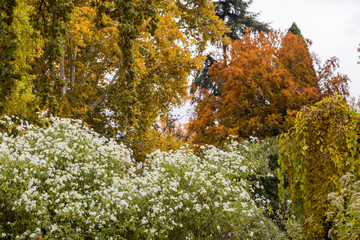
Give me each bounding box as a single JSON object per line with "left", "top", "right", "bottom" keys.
{"left": 192, "top": 0, "right": 269, "bottom": 97}
{"left": 0, "top": 0, "right": 228, "bottom": 160}
{"left": 189, "top": 29, "right": 350, "bottom": 145}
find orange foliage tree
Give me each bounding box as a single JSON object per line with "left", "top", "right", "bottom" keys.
{"left": 189, "top": 29, "right": 350, "bottom": 145}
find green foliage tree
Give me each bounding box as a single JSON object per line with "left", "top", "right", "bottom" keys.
{"left": 288, "top": 22, "right": 302, "bottom": 36}
{"left": 214, "top": 0, "right": 269, "bottom": 40}
{"left": 279, "top": 94, "right": 360, "bottom": 239}
{"left": 0, "top": 0, "right": 18, "bottom": 114}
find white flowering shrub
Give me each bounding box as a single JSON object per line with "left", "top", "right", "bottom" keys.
{"left": 134, "top": 143, "right": 288, "bottom": 239}
{"left": 0, "top": 117, "right": 133, "bottom": 239}
{"left": 327, "top": 172, "right": 360, "bottom": 239}
{"left": 0, "top": 117, "right": 285, "bottom": 239}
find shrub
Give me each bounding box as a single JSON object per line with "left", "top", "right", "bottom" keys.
{"left": 0, "top": 117, "right": 285, "bottom": 239}
{"left": 129, "top": 142, "right": 286, "bottom": 239}
{"left": 239, "top": 136, "right": 303, "bottom": 239}
{"left": 327, "top": 172, "right": 360, "bottom": 239}
{"left": 0, "top": 117, "right": 133, "bottom": 239}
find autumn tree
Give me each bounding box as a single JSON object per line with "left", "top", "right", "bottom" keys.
{"left": 0, "top": 0, "right": 40, "bottom": 117}
{"left": 278, "top": 94, "right": 360, "bottom": 239}
{"left": 20, "top": 0, "right": 227, "bottom": 160}
{"left": 147, "top": 115, "right": 188, "bottom": 153}
{"left": 30, "top": 0, "right": 74, "bottom": 113}
{"left": 192, "top": 0, "right": 268, "bottom": 96}
{"left": 188, "top": 29, "right": 350, "bottom": 145}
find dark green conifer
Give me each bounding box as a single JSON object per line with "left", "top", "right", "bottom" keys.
{"left": 214, "top": 0, "right": 269, "bottom": 40}
{"left": 288, "top": 22, "right": 302, "bottom": 36}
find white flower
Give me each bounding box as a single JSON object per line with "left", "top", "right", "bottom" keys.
{"left": 50, "top": 224, "right": 58, "bottom": 232}
{"left": 141, "top": 217, "right": 148, "bottom": 224}
{"left": 194, "top": 204, "right": 202, "bottom": 213}
{"left": 89, "top": 211, "right": 97, "bottom": 216}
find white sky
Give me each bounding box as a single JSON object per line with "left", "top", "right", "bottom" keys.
{"left": 173, "top": 0, "right": 360, "bottom": 123}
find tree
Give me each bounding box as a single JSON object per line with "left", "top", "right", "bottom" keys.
{"left": 0, "top": 0, "right": 40, "bottom": 117}
{"left": 288, "top": 22, "right": 302, "bottom": 36}
{"left": 214, "top": 0, "right": 269, "bottom": 40}
{"left": 192, "top": 0, "right": 269, "bottom": 95}
{"left": 25, "top": 0, "right": 227, "bottom": 160}
{"left": 30, "top": 0, "right": 74, "bottom": 113}
{"left": 278, "top": 95, "right": 360, "bottom": 239}
{"left": 0, "top": 0, "right": 18, "bottom": 114}
{"left": 188, "top": 29, "right": 350, "bottom": 145}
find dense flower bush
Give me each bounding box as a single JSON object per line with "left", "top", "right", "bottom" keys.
{"left": 126, "top": 143, "right": 285, "bottom": 239}
{"left": 0, "top": 117, "right": 133, "bottom": 239}
{"left": 0, "top": 117, "right": 285, "bottom": 239}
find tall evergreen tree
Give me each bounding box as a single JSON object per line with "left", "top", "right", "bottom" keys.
{"left": 288, "top": 22, "right": 302, "bottom": 36}
{"left": 214, "top": 0, "right": 269, "bottom": 40}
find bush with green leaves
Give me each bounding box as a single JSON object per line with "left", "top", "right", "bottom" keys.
{"left": 0, "top": 117, "right": 286, "bottom": 239}
{"left": 237, "top": 136, "right": 303, "bottom": 239}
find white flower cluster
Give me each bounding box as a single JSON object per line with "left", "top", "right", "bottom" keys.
{"left": 118, "top": 145, "right": 261, "bottom": 238}
{"left": 0, "top": 117, "right": 277, "bottom": 239}
{"left": 0, "top": 117, "right": 132, "bottom": 239}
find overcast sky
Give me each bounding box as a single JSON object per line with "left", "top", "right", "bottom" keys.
{"left": 173, "top": 0, "right": 360, "bottom": 123}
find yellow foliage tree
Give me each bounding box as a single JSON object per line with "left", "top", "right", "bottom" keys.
{"left": 27, "top": 0, "right": 227, "bottom": 160}
{"left": 279, "top": 94, "right": 360, "bottom": 239}
{"left": 0, "top": 0, "right": 41, "bottom": 117}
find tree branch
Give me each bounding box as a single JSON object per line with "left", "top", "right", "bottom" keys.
{"left": 88, "top": 69, "right": 124, "bottom": 110}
